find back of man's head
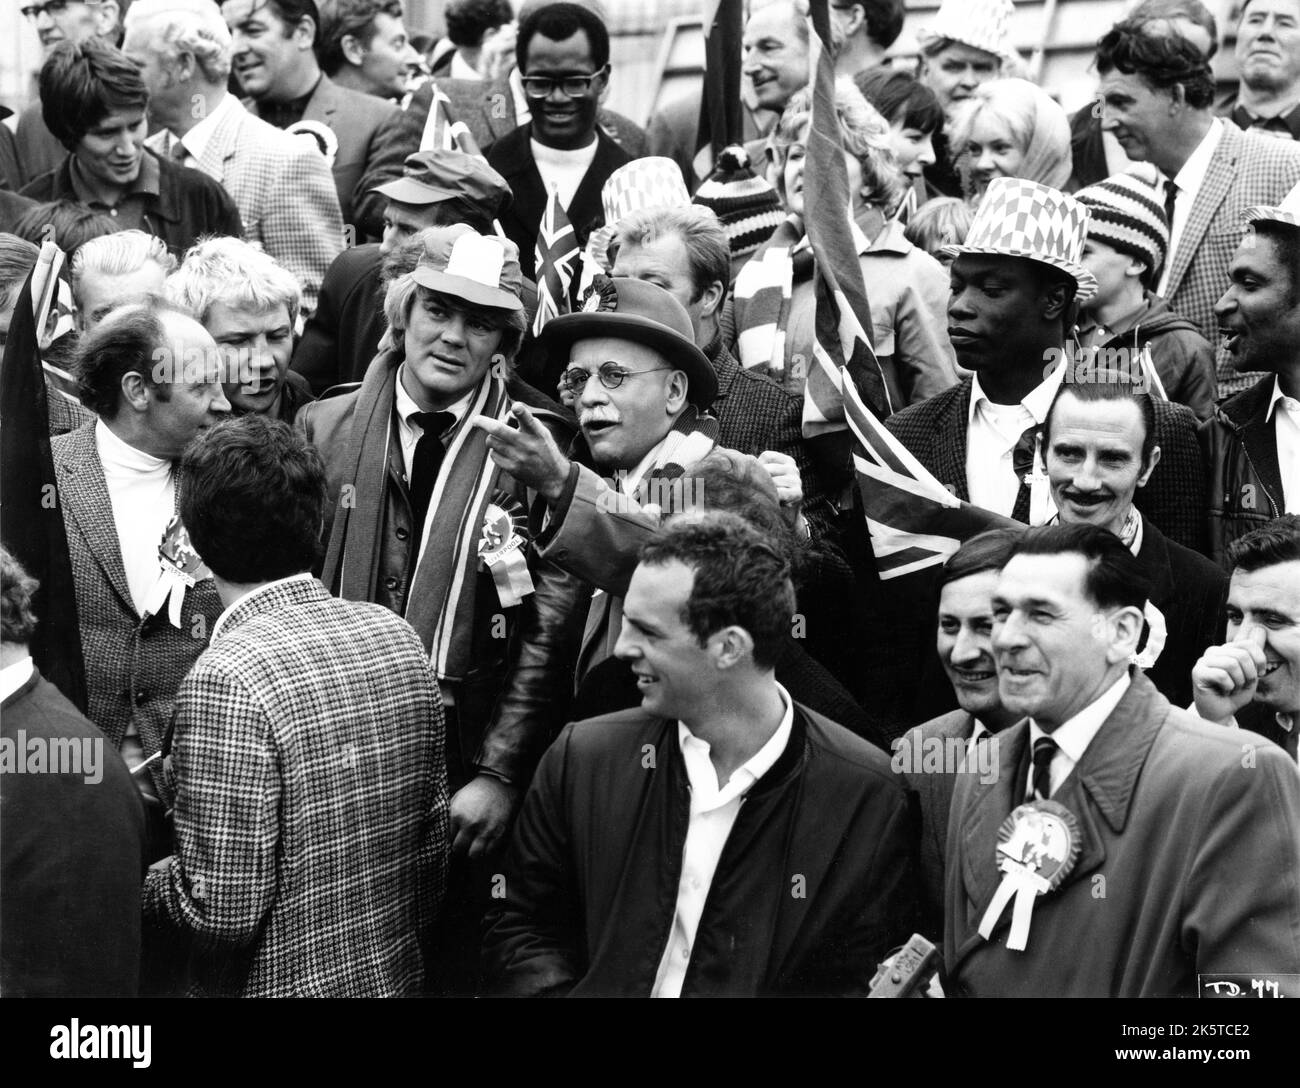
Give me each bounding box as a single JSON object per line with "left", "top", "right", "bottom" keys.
{"left": 638, "top": 510, "right": 796, "bottom": 672}
{"left": 0, "top": 234, "right": 41, "bottom": 313}
{"left": 1228, "top": 515, "right": 1300, "bottom": 575}
{"left": 124, "top": 0, "right": 236, "bottom": 85}
{"left": 0, "top": 546, "right": 40, "bottom": 648}
{"left": 856, "top": 1, "right": 907, "bottom": 51}
{"left": 1095, "top": 17, "right": 1217, "bottom": 110}
{"left": 445, "top": 0, "right": 516, "bottom": 49}
{"left": 1130, "top": 0, "right": 1219, "bottom": 57}
{"left": 179, "top": 415, "right": 327, "bottom": 584}
{"left": 13, "top": 201, "right": 120, "bottom": 258}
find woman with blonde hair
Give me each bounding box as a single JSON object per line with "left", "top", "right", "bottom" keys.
{"left": 730, "top": 79, "right": 958, "bottom": 419}
{"left": 947, "top": 78, "right": 1072, "bottom": 202}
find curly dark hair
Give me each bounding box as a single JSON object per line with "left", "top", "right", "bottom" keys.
{"left": 0, "top": 546, "right": 40, "bottom": 646}
{"left": 1095, "top": 17, "right": 1216, "bottom": 108}
{"left": 638, "top": 511, "right": 796, "bottom": 670}
{"left": 39, "top": 39, "right": 149, "bottom": 152}
{"left": 179, "top": 415, "right": 327, "bottom": 583}
{"left": 445, "top": 0, "right": 515, "bottom": 48}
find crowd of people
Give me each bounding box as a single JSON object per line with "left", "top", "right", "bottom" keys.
{"left": 1, "top": 0, "right": 1299, "bottom": 999}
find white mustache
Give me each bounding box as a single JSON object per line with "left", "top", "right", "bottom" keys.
{"left": 580, "top": 413, "right": 620, "bottom": 427}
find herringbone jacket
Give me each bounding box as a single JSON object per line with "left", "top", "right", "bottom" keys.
{"left": 147, "top": 98, "right": 344, "bottom": 317}
{"left": 50, "top": 423, "right": 222, "bottom": 800}
{"left": 142, "top": 576, "right": 449, "bottom": 997}
{"left": 1161, "top": 123, "right": 1300, "bottom": 396}
{"left": 883, "top": 378, "right": 1209, "bottom": 553}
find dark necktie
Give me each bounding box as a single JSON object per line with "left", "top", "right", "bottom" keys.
{"left": 408, "top": 411, "right": 454, "bottom": 540}
{"left": 1162, "top": 178, "right": 1178, "bottom": 232}
{"left": 1029, "top": 735, "right": 1058, "bottom": 803}
{"left": 170, "top": 137, "right": 189, "bottom": 164}
{"left": 1010, "top": 421, "right": 1041, "bottom": 525}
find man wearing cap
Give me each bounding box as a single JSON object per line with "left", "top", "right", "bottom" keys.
{"left": 1202, "top": 191, "right": 1300, "bottom": 564}
{"left": 295, "top": 223, "right": 578, "bottom": 992}
{"left": 609, "top": 203, "right": 835, "bottom": 546}
{"left": 292, "top": 149, "right": 515, "bottom": 393}
{"left": 1075, "top": 166, "right": 1217, "bottom": 420}
{"left": 916, "top": 0, "right": 1014, "bottom": 199}
{"left": 886, "top": 178, "right": 1207, "bottom": 553}
{"left": 124, "top": 0, "right": 344, "bottom": 318}
{"left": 1096, "top": 16, "right": 1300, "bottom": 395}
{"left": 485, "top": 3, "right": 635, "bottom": 283}
{"left": 475, "top": 276, "right": 727, "bottom": 686}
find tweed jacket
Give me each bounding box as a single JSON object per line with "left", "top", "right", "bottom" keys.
{"left": 895, "top": 709, "right": 985, "bottom": 942}
{"left": 147, "top": 98, "right": 344, "bottom": 316}
{"left": 944, "top": 673, "right": 1300, "bottom": 997}
{"left": 141, "top": 577, "right": 448, "bottom": 997}
{"left": 1134, "top": 515, "right": 1227, "bottom": 708}
{"left": 400, "top": 75, "right": 649, "bottom": 159}
{"left": 20, "top": 150, "right": 243, "bottom": 261}
{"left": 50, "top": 423, "right": 222, "bottom": 800}
{"left": 488, "top": 124, "right": 633, "bottom": 282}
{"left": 1160, "top": 123, "right": 1300, "bottom": 396}
{"left": 245, "top": 74, "right": 405, "bottom": 240}
{"left": 884, "top": 377, "right": 1209, "bottom": 553}
{"left": 2, "top": 667, "right": 146, "bottom": 997}
{"left": 707, "top": 337, "right": 837, "bottom": 543}
{"left": 483, "top": 703, "right": 918, "bottom": 996}
{"left": 1201, "top": 376, "right": 1288, "bottom": 568}
{"left": 46, "top": 381, "right": 92, "bottom": 437}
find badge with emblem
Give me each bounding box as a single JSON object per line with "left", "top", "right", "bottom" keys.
{"left": 977, "top": 800, "right": 1081, "bottom": 951}
{"left": 478, "top": 494, "right": 534, "bottom": 607}
{"left": 142, "top": 515, "right": 212, "bottom": 629}
{"left": 580, "top": 274, "right": 618, "bottom": 313}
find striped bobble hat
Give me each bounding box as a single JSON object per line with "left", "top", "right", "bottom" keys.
{"left": 1075, "top": 163, "right": 1169, "bottom": 280}
{"left": 692, "top": 145, "right": 785, "bottom": 259}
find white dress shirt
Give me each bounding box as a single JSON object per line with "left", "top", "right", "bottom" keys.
{"left": 166, "top": 91, "right": 242, "bottom": 168}
{"left": 393, "top": 366, "right": 476, "bottom": 481}
{"left": 95, "top": 420, "right": 175, "bottom": 617}
{"left": 1027, "top": 673, "right": 1131, "bottom": 799}
{"left": 530, "top": 136, "right": 598, "bottom": 212}
{"left": 1266, "top": 377, "right": 1300, "bottom": 514}
{"left": 966, "top": 364, "right": 1064, "bottom": 520}
{"left": 650, "top": 684, "right": 795, "bottom": 998}
{"left": 1157, "top": 118, "right": 1225, "bottom": 297}
{"left": 0, "top": 655, "right": 34, "bottom": 703}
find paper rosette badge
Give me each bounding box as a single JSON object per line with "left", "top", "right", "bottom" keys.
{"left": 142, "top": 515, "right": 213, "bottom": 628}
{"left": 478, "top": 494, "right": 535, "bottom": 607}
{"left": 977, "top": 800, "right": 1080, "bottom": 951}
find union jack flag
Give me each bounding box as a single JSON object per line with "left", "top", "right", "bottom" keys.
{"left": 30, "top": 242, "right": 78, "bottom": 402}
{"left": 802, "top": 1, "right": 1014, "bottom": 578}
{"left": 419, "top": 84, "right": 483, "bottom": 158}
{"left": 532, "top": 187, "right": 580, "bottom": 337}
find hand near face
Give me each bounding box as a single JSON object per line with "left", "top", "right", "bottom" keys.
{"left": 1192, "top": 626, "right": 1268, "bottom": 726}
{"left": 758, "top": 449, "right": 803, "bottom": 523}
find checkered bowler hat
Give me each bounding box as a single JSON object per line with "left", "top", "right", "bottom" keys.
{"left": 942, "top": 177, "right": 1098, "bottom": 300}
{"left": 1075, "top": 163, "right": 1168, "bottom": 279}
{"left": 601, "top": 157, "right": 692, "bottom": 225}
{"left": 921, "top": 0, "right": 1014, "bottom": 58}
{"left": 1244, "top": 183, "right": 1300, "bottom": 230}
{"left": 692, "top": 145, "right": 785, "bottom": 259}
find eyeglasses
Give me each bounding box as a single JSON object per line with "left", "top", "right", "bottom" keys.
{"left": 560, "top": 363, "right": 672, "bottom": 394}
{"left": 520, "top": 73, "right": 602, "bottom": 99}
{"left": 22, "top": 0, "right": 90, "bottom": 19}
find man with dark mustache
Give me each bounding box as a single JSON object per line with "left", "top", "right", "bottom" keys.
{"left": 1202, "top": 190, "right": 1300, "bottom": 564}
{"left": 1043, "top": 378, "right": 1226, "bottom": 707}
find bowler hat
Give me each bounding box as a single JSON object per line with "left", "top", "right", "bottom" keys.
{"left": 371, "top": 149, "right": 513, "bottom": 216}
{"left": 540, "top": 276, "right": 718, "bottom": 408}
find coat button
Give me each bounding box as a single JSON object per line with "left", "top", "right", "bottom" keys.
{"left": 384, "top": 576, "right": 399, "bottom": 591}
{"left": 134, "top": 690, "right": 149, "bottom": 706}
{"left": 395, "top": 527, "right": 409, "bottom": 541}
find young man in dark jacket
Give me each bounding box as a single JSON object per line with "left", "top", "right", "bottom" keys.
{"left": 483, "top": 513, "right": 917, "bottom": 997}
{"left": 1075, "top": 168, "right": 1217, "bottom": 420}
{"left": 1201, "top": 194, "right": 1299, "bottom": 565}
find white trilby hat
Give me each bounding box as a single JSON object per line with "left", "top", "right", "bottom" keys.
{"left": 1243, "top": 182, "right": 1300, "bottom": 230}
{"left": 920, "top": 0, "right": 1015, "bottom": 58}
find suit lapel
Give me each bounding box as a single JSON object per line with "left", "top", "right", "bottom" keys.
{"left": 938, "top": 381, "right": 972, "bottom": 502}
{"left": 1165, "top": 127, "right": 1238, "bottom": 297}
{"left": 55, "top": 427, "right": 138, "bottom": 615}
{"left": 197, "top": 100, "right": 243, "bottom": 181}
{"left": 304, "top": 75, "right": 340, "bottom": 126}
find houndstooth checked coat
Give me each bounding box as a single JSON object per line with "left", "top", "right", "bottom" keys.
{"left": 147, "top": 98, "right": 345, "bottom": 318}
{"left": 50, "top": 423, "right": 221, "bottom": 802}
{"left": 1161, "top": 123, "right": 1300, "bottom": 396}
{"left": 142, "top": 576, "right": 449, "bottom": 997}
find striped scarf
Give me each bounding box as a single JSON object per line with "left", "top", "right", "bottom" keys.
{"left": 730, "top": 214, "right": 809, "bottom": 378}
{"left": 323, "top": 355, "right": 519, "bottom": 682}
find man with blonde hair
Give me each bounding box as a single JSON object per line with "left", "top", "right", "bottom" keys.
{"left": 71, "top": 229, "right": 176, "bottom": 334}
{"left": 166, "top": 236, "right": 314, "bottom": 422}
{"left": 123, "top": 0, "right": 344, "bottom": 316}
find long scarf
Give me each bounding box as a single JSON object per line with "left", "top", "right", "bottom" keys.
{"left": 322, "top": 352, "right": 516, "bottom": 682}
{"left": 730, "top": 213, "right": 809, "bottom": 378}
